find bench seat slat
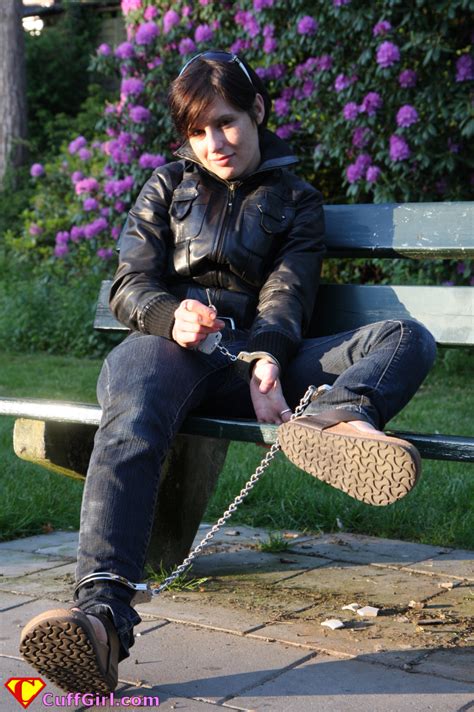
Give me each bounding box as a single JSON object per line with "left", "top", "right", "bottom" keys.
{"left": 0, "top": 398, "right": 472, "bottom": 463}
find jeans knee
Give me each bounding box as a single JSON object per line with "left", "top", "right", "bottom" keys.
{"left": 399, "top": 319, "right": 437, "bottom": 373}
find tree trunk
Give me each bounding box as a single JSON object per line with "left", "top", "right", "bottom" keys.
{"left": 0, "top": 0, "right": 28, "bottom": 187}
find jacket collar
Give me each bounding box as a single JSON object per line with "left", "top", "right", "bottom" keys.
{"left": 173, "top": 128, "right": 298, "bottom": 180}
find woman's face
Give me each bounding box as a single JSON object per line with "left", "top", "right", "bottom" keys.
{"left": 188, "top": 94, "right": 265, "bottom": 181}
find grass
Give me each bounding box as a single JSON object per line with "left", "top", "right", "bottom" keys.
{"left": 0, "top": 348, "right": 473, "bottom": 549}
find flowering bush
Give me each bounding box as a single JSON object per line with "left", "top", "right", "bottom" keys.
{"left": 13, "top": 0, "right": 472, "bottom": 277}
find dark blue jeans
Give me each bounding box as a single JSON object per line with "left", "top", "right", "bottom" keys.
{"left": 75, "top": 319, "right": 436, "bottom": 659}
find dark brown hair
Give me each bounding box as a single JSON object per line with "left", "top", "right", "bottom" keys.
{"left": 168, "top": 52, "right": 272, "bottom": 137}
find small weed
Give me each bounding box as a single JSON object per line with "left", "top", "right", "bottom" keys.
{"left": 144, "top": 563, "right": 209, "bottom": 592}
{"left": 259, "top": 533, "right": 290, "bottom": 553}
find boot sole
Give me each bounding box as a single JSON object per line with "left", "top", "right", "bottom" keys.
{"left": 20, "top": 610, "right": 116, "bottom": 694}
{"left": 278, "top": 420, "right": 421, "bottom": 506}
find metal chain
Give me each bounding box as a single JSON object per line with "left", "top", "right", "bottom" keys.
{"left": 216, "top": 342, "right": 238, "bottom": 361}
{"left": 152, "top": 382, "right": 317, "bottom": 595}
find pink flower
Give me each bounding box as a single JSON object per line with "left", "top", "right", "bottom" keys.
{"left": 29, "top": 223, "right": 43, "bottom": 236}
{"left": 138, "top": 153, "right": 167, "bottom": 169}
{"left": 30, "top": 163, "right": 45, "bottom": 178}
{"left": 129, "top": 105, "right": 151, "bottom": 123}
{"left": 84, "top": 217, "right": 108, "bottom": 239}
{"left": 144, "top": 6, "right": 158, "bottom": 20}
{"left": 83, "top": 197, "right": 99, "bottom": 211}
{"left": 360, "top": 92, "right": 382, "bottom": 116}
{"left": 55, "top": 230, "right": 69, "bottom": 245}
{"left": 333, "top": 0, "right": 351, "bottom": 6}
{"left": 398, "top": 69, "right": 417, "bottom": 88}
{"left": 115, "top": 42, "right": 135, "bottom": 60}
{"left": 396, "top": 105, "right": 419, "bottom": 128}
{"left": 70, "top": 226, "right": 85, "bottom": 242}
{"left": 376, "top": 41, "right": 400, "bottom": 68}
{"left": 264, "top": 36, "right": 277, "bottom": 53}
{"left": 75, "top": 178, "right": 99, "bottom": 195}
{"left": 194, "top": 24, "right": 214, "bottom": 43}
{"left": 334, "top": 74, "right": 351, "bottom": 92}
{"left": 343, "top": 102, "right": 359, "bottom": 120}
{"left": 135, "top": 22, "right": 159, "bottom": 45}
{"left": 456, "top": 54, "right": 474, "bottom": 82}
{"left": 178, "top": 38, "right": 196, "bottom": 56}
{"left": 163, "top": 9, "right": 180, "bottom": 33}
{"left": 121, "top": 0, "right": 141, "bottom": 14}
{"left": 54, "top": 244, "right": 69, "bottom": 258}
{"left": 254, "top": 0, "right": 274, "bottom": 9}
{"left": 275, "top": 98, "right": 290, "bottom": 117}
{"left": 352, "top": 127, "right": 370, "bottom": 148}
{"left": 373, "top": 20, "right": 391, "bottom": 37}
{"left": 120, "top": 78, "right": 144, "bottom": 96}
{"left": 97, "top": 43, "right": 111, "bottom": 56}
{"left": 317, "top": 54, "right": 333, "bottom": 71}
{"left": 297, "top": 16, "right": 318, "bottom": 35}
{"left": 97, "top": 247, "right": 114, "bottom": 260}
{"left": 389, "top": 135, "right": 411, "bottom": 161}
{"left": 78, "top": 148, "right": 91, "bottom": 161}
{"left": 68, "top": 136, "right": 87, "bottom": 155}
{"left": 366, "top": 165, "right": 381, "bottom": 183}
{"left": 111, "top": 226, "right": 121, "bottom": 240}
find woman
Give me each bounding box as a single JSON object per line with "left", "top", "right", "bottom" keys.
{"left": 20, "top": 51, "right": 436, "bottom": 693}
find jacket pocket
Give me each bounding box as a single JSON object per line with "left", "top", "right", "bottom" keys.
{"left": 170, "top": 187, "right": 207, "bottom": 242}
{"left": 242, "top": 192, "right": 295, "bottom": 257}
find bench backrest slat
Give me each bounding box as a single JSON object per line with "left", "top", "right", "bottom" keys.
{"left": 311, "top": 285, "right": 473, "bottom": 346}
{"left": 95, "top": 281, "right": 473, "bottom": 346}
{"left": 324, "top": 202, "right": 474, "bottom": 257}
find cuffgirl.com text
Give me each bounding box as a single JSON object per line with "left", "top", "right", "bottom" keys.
{"left": 42, "top": 692, "right": 160, "bottom": 707}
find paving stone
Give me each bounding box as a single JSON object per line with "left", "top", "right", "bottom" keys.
{"left": 0, "top": 549, "right": 69, "bottom": 577}
{"left": 227, "top": 654, "right": 474, "bottom": 712}
{"left": 192, "top": 524, "right": 313, "bottom": 550}
{"left": 136, "top": 591, "right": 267, "bottom": 634}
{"left": 190, "top": 549, "right": 328, "bottom": 583}
{"left": 119, "top": 621, "right": 314, "bottom": 703}
{"left": 0, "top": 563, "right": 76, "bottom": 601}
{"left": 422, "top": 581, "right": 474, "bottom": 620}
{"left": 275, "top": 562, "right": 452, "bottom": 608}
{"left": 289, "top": 533, "right": 449, "bottom": 568}
{"left": 402, "top": 549, "right": 474, "bottom": 582}
{"left": 247, "top": 602, "right": 459, "bottom": 668}
{"left": 0, "top": 531, "right": 78, "bottom": 555}
{"left": 0, "top": 591, "right": 37, "bottom": 612}
{"left": 413, "top": 647, "right": 474, "bottom": 683}
{"left": 0, "top": 598, "right": 74, "bottom": 657}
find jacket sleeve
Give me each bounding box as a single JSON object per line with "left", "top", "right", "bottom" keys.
{"left": 246, "top": 178, "right": 326, "bottom": 373}
{"left": 109, "top": 163, "right": 184, "bottom": 338}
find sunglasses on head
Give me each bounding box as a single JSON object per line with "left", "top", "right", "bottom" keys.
{"left": 178, "top": 51, "right": 254, "bottom": 88}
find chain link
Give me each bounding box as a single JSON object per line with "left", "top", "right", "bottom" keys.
{"left": 152, "top": 382, "right": 317, "bottom": 595}
{"left": 216, "top": 342, "right": 238, "bottom": 361}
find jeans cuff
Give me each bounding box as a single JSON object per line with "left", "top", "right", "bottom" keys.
{"left": 305, "top": 396, "right": 379, "bottom": 429}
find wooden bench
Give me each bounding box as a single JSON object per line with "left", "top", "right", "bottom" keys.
{"left": 1, "top": 201, "right": 473, "bottom": 569}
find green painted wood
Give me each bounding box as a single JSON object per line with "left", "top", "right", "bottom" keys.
{"left": 95, "top": 281, "right": 473, "bottom": 346}
{"left": 181, "top": 416, "right": 474, "bottom": 463}
{"left": 0, "top": 399, "right": 472, "bottom": 463}
{"left": 311, "top": 285, "right": 474, "bottom": 346}
{"left": 324, "top": 202, "right": 474, "bottom": 258}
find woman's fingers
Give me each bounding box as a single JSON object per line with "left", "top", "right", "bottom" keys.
{"left": 173, "top": 299, "right": 225, "bottom": 348}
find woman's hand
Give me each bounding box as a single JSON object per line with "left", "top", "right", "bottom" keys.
{"left": 172, "top": 299, "right": 225, "bottom": 349}
{"left": 250, "top": 359, "right": 292, "bottom": 424}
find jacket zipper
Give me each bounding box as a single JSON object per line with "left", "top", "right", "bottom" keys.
{"left": 215, "top": 182, "right": 240, "bottom": 266}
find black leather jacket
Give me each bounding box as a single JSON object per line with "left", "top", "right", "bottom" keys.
{"left": 110, "top": 129, "right": 325, "bottom": 373}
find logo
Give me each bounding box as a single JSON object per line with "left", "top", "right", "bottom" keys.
{"left": 4, "top": 678, "right": 46, "bottom": 709}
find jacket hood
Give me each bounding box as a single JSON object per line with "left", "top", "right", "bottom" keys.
{"left": 173, "top": 128, "right": 299, "bottom": 176}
